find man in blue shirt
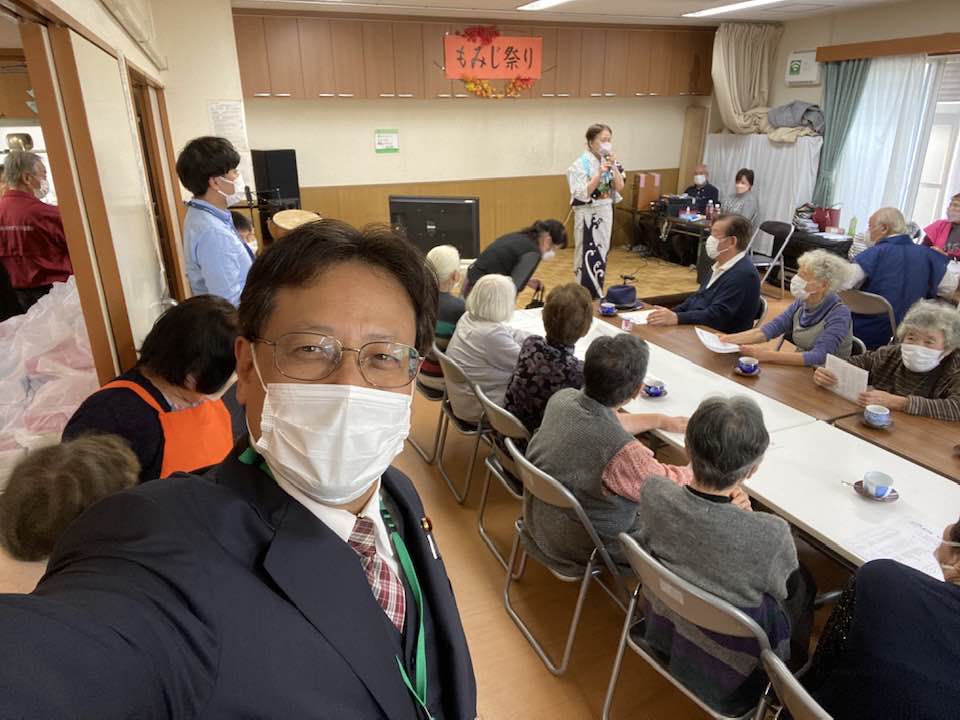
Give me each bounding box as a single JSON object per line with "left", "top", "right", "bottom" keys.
{"left": 176, "top": 136, "right": 253, "bottom": 306}
{"left": 844, "top": 207, "right": 956, "bottom": 349}
{"left": 648, "top": 214, "right": 761, "bottom": 333}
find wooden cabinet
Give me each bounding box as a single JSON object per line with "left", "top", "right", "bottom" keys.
{"left": 330, "top": 20, "right": 366, "bottom": 98}
{"left": 578, "top": 28, "right": 605, "bottom": 97}
{"left": 264, "top": 18, "right": 304, "bottom": 98}
{"left": 554, "top": 27, "right": 581, "bottom": 97}
{"left": 298, "top": 18, "right": 336, "bottom": 97}
{"left": 532, "top": 26, "right": 557, "bottom": 97}
{"left": 393, "top": 22, "right": 424, "bottom": 98}
{"left": 363, "top": 22, "right": 396, "bottom": 97}
{"left": 669, "top": 31, "right": 698, "bottom": 96}
{"left": 422, "top": 22, "right": 453, "bottom": 98}
{"left": 646, "top": 31, "right": 672, "bottom": 96}
{"left": 691, "top": 30, "right": 714, "bottom": 95}
{"left": 625, "top": 30, "right": 651, "bottom": 96}
{"left": 602, "top": 29, "right": 628, "bottom": 97}
{"left": 234, "top": 15, "right": 271, "bottom": 97}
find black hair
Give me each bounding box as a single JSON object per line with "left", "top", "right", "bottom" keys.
{"left": 714, "top": 213, "right": 753, "bottom": 250}
{"left": 735, "top": 168, "right": 755, "bottom": 188}
{"left": 231, "top": 211, "right": 253, "bottom": 233}
{"left": 175, "top": 136, "right": 241, "bottom": 197}
{"left": 583, "top": 334, "right": 649, "bottom": 408}
{"left": 138, "top": 295, "right": 239, "bottom": 393}
{"left": 585, "top": 123, "right": 612, "bottom": 144}
{"left": 238, "top": 219, "right": 438, "bottom": 355}
{"left": 685, "top": 396, "right": 769, "bottom": 491}
{"left": 521, "top": 218, "right": 567, "bottom": 249}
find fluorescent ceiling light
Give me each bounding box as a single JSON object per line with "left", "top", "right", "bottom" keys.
{"left": 683, "top": 0, "right": 790, "bottom": 17}
{"left": 517, "top": 0, "right": 577, "bottom": 11}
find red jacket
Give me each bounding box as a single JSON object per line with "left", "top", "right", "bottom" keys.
{"left": 0, "top": 189, "right": 72, "bottom": 288}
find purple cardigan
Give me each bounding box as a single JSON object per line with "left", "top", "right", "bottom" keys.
{"left": 760, "top": 293, "right": 851, "bottom": 366}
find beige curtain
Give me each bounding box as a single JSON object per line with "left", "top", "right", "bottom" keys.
{"left": 712, "top": 23, "right": 783, "bottom": 134}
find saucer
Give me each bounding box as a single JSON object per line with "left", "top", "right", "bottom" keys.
{"left": 859, "top": 417, "right": 894, "bottom": 431}
{"left": 642, "top": 388, "right": 668, "bottom": 398}
{"left": 734, "top": 366, "right": 761, "bottom": 377}
{"left": 599, "top": 310, "right": 619, "bottom": 318}
{"left": 853, "top": 480, "right": 899, "bottom": 503}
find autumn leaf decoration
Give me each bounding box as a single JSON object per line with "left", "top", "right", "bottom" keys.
{"left": 456, "top": 25, "right": 536, "bottom": 99}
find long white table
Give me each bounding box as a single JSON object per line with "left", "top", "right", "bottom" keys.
{"left": 744, "top": 421, "right": 959, "bottom": 578}
{"left": 510, "top": 310, "right": 816, "bottom": 447}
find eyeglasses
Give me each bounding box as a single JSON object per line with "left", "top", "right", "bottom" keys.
{"left": 254, "top": 333, "right": 422, "bottom": 388}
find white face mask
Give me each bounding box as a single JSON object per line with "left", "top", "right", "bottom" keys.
{"left": 599, "top": 141, "right": 613, "bottom": 156}
{"left": 790, "top": 274, "right": 809, "bottom": 300}
{"left": 217, "top": 172, "right": 245, "bottom": 206}
{"left": 693, "top": 174, "right": 707, "bottom": 186}
{"left": 900, "top": 343, "right": 944, "bottom": 373}
{"left": 705, "top": 235, "right": 724, "bottom": 260}
{"left": 252, "top": 357, "right": 412, "bottom": 505}
{"left": 541, "top": 249, "right": 556, "bottom": 262}
{"left": 35, "top": 177, "right": 49, "bottom": 200}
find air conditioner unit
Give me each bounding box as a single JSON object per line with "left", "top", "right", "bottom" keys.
{"left": 786, "top": 50, "right": 820, "bottom": 86}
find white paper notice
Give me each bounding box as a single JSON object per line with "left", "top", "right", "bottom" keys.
{"left": 844, "top": 521, "right": 944, "bottom": 579}
{"left": 620, "top": 309, "right": 654, "bottom": 324}
{"left": 695, "top": 327, "right": 740, "bottom": 353}
{"left": 825, "top": 354, "right": 868, "bottom": 403}
{"left": 208, "top": 100, "right": 254, "bottom": 194}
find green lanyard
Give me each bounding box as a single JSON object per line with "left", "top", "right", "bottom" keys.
{"left": 239, "top": 448, "right": 432, "bottom": 718}
{"left": 381, "top": 505, "right": 433, "bottom": 720}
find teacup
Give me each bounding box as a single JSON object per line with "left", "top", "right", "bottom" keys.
{"left": 864, "top": 404, "right": 891, "bottom": 428}
{"left": 599, "top": 302, "right": 617, "bottom": 316}
{"left": 643, "top": 379, "right": 666, "bottom": 397}
{"left": 737, "top": 356, "right": 760, "bottom": 375}
{"left": 863, "top": 470, "right": 894, "bottom": 499}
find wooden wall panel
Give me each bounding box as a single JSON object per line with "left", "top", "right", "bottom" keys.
{"left": 297, "top": 167, "right": 679, "bottom": 254}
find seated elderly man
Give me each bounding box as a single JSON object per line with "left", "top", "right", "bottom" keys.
{"left": 815, "top": 299, "right": 960, "bottom": 421}
{"left": 635, "top": 396, "right": 815, "bottom": 713}
{"left": 523, "top": 334, "right": 706, "bottom": 568}
{"left": 648, "top": 214, "right": 761, "bottom": 334}
{"left": 844, "top": 207, "right": 956, "bottom": 349}
{"left": 721, "top": 249, "right": 853, "bottom": 366}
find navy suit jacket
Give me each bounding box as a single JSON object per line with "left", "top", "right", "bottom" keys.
{"left": 674, "top": 254, "right": 761, "bottom": 333}
{"left": 0, "top": 443, "right": 477, "bottom": 719}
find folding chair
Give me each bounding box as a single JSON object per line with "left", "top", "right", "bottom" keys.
{"left": 503, "top": 438, "right": 630, "bottom": 676}
{"left": 434, "top": 346, "right": 490, "bottom": 504}
{"left": 753, "top": 296, "right": 768, "bottom": 329}
{"left": 761, "top": 650, "right": 832, "bottom": 720}
{"left": 407, "top": 346, "right": 447, "bottom": 464}
{"left": 602, "top": 533, "right": 774, "bottom": 720}
{"left": 750, "top": 221, "right": 795, "bottom": 299}
{"left": 850, "top": 336, "right": 866, "bottom": 356}
{"left": 839, "top": 290, "right": 897, "bottom": 346}
{"left": 474, "top": 386, "right": 530, "bottom": 570}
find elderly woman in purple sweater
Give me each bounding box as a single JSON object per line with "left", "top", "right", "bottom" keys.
{"left": 720, "top": 249, "right": 853, "bottom": 366}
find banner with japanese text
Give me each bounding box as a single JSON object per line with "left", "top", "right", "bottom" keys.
{"left": 443, "top": 36, "right": 543, "bottom": 80}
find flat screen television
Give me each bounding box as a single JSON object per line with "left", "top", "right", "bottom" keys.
{"left": 389, "top": 195, "right": 480, "bottom": 259}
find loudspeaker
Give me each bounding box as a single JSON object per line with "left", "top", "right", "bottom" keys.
{"left": 251, "top": 149, "right": 301, "bottom": 208}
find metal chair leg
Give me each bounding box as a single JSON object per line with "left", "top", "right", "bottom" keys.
{"left": 601, "top": 592, "right": 639, "bottom": 720}
{"left": 503, "top": 531, "right": 597, "bottom": 676}
{"left": 437, "top": 415, "right": 484, "bottom": 504}
{"left": 478, "top": 464, "right": 511, "bottom": 570}
{"left": 407, "top": 402, "right": 444, "bottom": 464}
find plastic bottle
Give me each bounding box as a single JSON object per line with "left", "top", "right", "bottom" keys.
{"left": 706, "top": 200, "right": 714, "bottom": 221}
{"left": 847, "top": 216, "right": 857, "bottom": 238}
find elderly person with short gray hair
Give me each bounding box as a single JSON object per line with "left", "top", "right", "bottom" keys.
{"left": 445, "top": 273, "right": 528, "bottom": 420}
{"left": 0, "top": 150, "right": 71, "bottom": 313}
{"left": 815, "top": 299, "right": 960, "bottom": 421}
{"left": 634, "top": 396, "right": 815, "bottom": 709}
{"left": 843, "top": 206, "right": 956, "bottom": 349}
{"left": 721, "top": 249, "right": 853, "bottom": 366}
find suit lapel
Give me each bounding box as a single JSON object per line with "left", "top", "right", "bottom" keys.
{"left": 262, "top": 493, "right": 415, "bottom": 719}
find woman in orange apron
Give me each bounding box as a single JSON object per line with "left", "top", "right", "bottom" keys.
{"left": 62, "top": 296, "right": 239, "bottom": 482}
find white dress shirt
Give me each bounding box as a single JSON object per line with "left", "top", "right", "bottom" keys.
{"left": 276, "top": 477, "right": 399, "bottom": 577}
{"left": 706, "top": 250, "right": 747, "bottom": 289}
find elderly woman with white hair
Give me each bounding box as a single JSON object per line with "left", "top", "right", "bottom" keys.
{"left": 843, "top": 207, "right": 956, "bottom": 349}
{"left": 445, "top": 274, "right": 528, "bottom": 421}
{"left": 814, "top": 299, "right": 960, "bottom": 420}
{"left": 721, "top": 249, "right": 852, "bottom": 366}
{"left": 418, "top": 245, "right": 466, "bottom": 392}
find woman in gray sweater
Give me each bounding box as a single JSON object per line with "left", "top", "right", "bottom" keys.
{"left": 723, "top": 168, "right": 759, "bottom": 230}
{"left": 634, "top": 396, "right": 815, "bottom": 715}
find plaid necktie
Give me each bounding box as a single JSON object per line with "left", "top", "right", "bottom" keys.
{"left": 347, "top": 516, "right": 406, "bottom": 632}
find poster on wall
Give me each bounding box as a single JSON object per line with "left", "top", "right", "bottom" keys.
{"left": 443, "top": 35, "right": 542, "bottom": 80}
{"left": 208, "top": 99, "right": 255, "bottom": 195}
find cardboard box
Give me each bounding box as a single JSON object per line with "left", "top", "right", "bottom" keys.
{"left": 632, "top": 172, "right": 662, "bottom": 210}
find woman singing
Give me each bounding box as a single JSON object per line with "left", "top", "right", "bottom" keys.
{"left": 566, "top": 123, "right": 625, "bottom": 298}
